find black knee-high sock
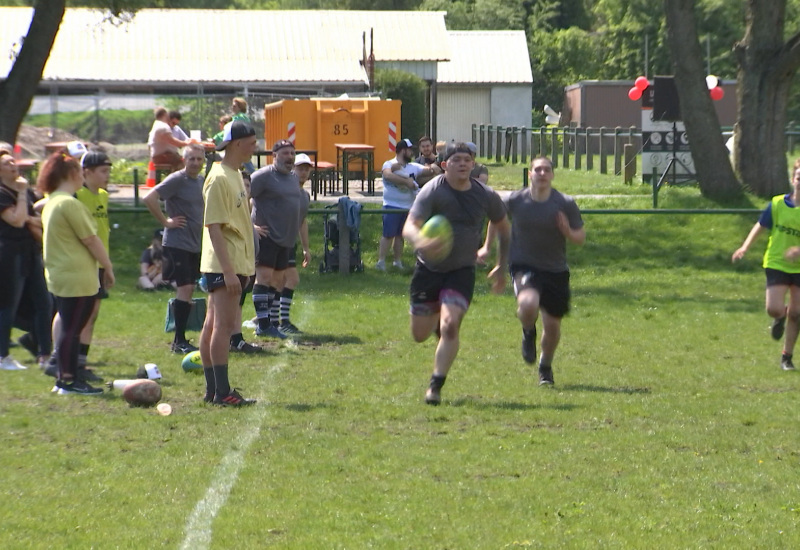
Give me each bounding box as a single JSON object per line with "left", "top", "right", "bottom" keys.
{"left": 213, "top": 364, "right": 230, "bottom": 398}
{"left": 253, "top": 284, "right": 271, "bottom": 331}
{"left": 280, "top": 288, "right": 294, "bottom": 324}
{"left": 173, "top": 299, "right": 192, "bottom": 343}
{"left": 204, "top": 367, "right": 216, "bottom": 400}
{"left": 268, "top": 286, "right": 280, "bottom": 326}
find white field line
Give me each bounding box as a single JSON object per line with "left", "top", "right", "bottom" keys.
{"left": 179, "top": 363, "right": 283, "bottom": 550}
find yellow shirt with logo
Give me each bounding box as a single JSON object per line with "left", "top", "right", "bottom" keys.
{"left": 75, "top": 186, "right": 109, "bottom": 252}
{"left": 42, "top": 191, "right": 100, "bottom": 297}
{"left": 200, "top": 163, "right": 255, "bottom": 276}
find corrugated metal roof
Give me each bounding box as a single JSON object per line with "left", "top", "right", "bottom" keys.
{"left": 438, "top": 31, "right": 532, "bottom": 84}
{"left": 0, "top": 8, "right": 449, "bottom": 85}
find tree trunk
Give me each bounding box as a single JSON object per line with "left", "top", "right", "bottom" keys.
{"left": 734, "top": 0, "right": 800, "bottom": 197}
{"left": 0, "top": 0, "right": 65, "bottom": 144}
{"left": 663, "top": 0, "right": 742, "bottom": 201}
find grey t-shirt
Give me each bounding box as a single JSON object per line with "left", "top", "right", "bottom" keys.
{"left": 250, "top": 164, "right": 304, "bottom": 248}
{"left": 409, "top": 175, "right": 506, "bottom": 272}
{"left": 506, "top": 187, "right": 583, "bottom": 272}
{"left": 154, "top": 169, "right": 204, "bottom": 253}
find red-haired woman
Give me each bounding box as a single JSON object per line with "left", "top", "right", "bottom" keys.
{"left": 0, "top": 151, "right": 51, "bottom": 370}
{"left": 38, "top": 151, "right": 115, "bottom": 395}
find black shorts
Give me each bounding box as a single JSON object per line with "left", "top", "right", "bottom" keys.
{"left": 287, "top": 244, "right": 297, "bottom": 268}
{"left": 162, "top": 246, "right": 200, "bottom": 287}
{"left": 256, "top": 235, "right": 290, "bottom": 270}
{"left": 203, "top": 273, "right": 251, "bottom": 294}
{"left": 511, "top": 264, "right": 571, "bottom": 318}
{"left": 409, "top": 262, "right": 475, "bottom": 316}
{"left": 765, "top": 268, "right": 800, "bottom": 288}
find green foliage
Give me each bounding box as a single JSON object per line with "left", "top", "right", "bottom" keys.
{"left": 374, "top": 68, "right": 427, "bottom": 144}
{"left": 419, "top": 0, "right": 527, "bottom": 30}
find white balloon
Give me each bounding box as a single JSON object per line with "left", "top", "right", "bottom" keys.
{"left": 706, "top": 75, "right": 718, "bottom": 89}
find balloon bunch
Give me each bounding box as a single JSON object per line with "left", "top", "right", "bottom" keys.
{"left": 706, "top": 75, "right": 724, "bottom": 101}
{"left": 628, "top": 76, "right": 649, "bottom": 101}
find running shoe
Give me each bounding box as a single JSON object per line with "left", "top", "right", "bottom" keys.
{"left": 538, "top": 365, "right": 554, "bottom": 386}
{"left": 772, "top": 315, "right": 787, "bottom": 341}
{"left": 280, "top": 322, "right": 303, "bottom": 335}
{"left": 0, "top": 356, "right": 26, "bottom": 370}
{"left": 213, "top": 388, "right": 256, "bottom": 407}
{"left": 171, "top": 341, "right": 199, "bottom": 354}
{"left": 522, "top": 327, "right": 537, "bottom": 364}
{"left": 230, "top": 340, "right": 263, "bottom": 354}
{"left": 256, "top": 325, "right": 288, "bottom": 340}
{"left": 52, "top": 379, "right": 103, "bottom": 395}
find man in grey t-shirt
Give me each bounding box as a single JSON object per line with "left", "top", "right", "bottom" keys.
{"left": 500, "top": 157, "right": 585, "bottom": 386}
{"left": 250, "top": 140, "right": 305, "bottom": 339}
{"left": 403, "top": 142, "right": 510, "bottom": 406}
{"left": 143, "top": 143, "right": 205, "bottom": 354}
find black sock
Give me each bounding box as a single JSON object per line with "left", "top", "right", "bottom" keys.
{"left": 280, "top": 288, "right": 294, "bottom": 325}
{"left": 230, "top": 332, "right": 244, "bottom": 346}
{"left": 78, "top": 343, "right": 90, "bottom": 368}
{"left": 213, "top": 364, "right": 230, "bottom": 398}
{"left": 253, "top": 284, "right": 271, "bottom": 331}
{"left": 429, "top": 374, "right": 446, "bottom": 391}
{"left": 268, "top": 287, "right": 280, "bottom": 326}
{"left": 203, "top": 367, "right": 216, "bottom": 400}
{"left": 173, "top": 299, "right": 192, "bottom": 343}
{"left": 783, "top": 352, "right": 792, "bottom": 361}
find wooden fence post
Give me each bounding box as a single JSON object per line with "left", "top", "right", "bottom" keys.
{"left": 574, "top": 127, "right": 581, "bottom": 170}
{"left": 599, "top": 127, "right": 607, "bottom": 174}
{"left": 586, "top": 127, "right": 593, "bottom": 171}
{"left": 614, "top": 127, "right": 622, "bottom": 175}
{"left": 551, "top": 127, "right": 559, "bottom": 168}
{"left": 623, "top": 143, "right": 636, "bottom": 185}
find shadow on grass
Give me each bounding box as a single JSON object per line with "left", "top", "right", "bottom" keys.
{"left": 576, "top": 284, "right": 761, "bottom": 312}
{"left": 283, "top": 402, "right": 335, "bottom": 412}
{"left": 448, "top": 396, "right": 580, "bottom": 411}
{"left": 560, "top": 383, "right": 650, "bottom": 394}
{"left": 293, "top": 334, "right": 363, "bottom": 346}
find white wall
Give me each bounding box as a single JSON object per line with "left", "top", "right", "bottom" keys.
{"left": 436, "top": 86, "right": 490, "bottom": 143}
{"left": 490, "top": 85, "right": 532, "bottom": 128}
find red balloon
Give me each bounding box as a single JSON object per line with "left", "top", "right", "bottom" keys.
{"left": 710, "top": 86, "right": 724, "bottom": 101}
{"left": 634, "top": 76, "right": 649, "bottom": 91}
{"left": 628, "top": 86, "right": 643, "bottom": 101}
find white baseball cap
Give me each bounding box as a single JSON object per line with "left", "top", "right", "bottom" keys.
{"left": 294, "top": 153, "right": 313, "bottom": 166}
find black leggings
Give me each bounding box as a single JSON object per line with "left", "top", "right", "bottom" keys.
{"left": 54, "top": 295, "right": 96, "bottom": 379}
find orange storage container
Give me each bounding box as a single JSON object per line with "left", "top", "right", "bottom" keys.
{"left": 264, "top": 98, "right": 402, "bottom": 169}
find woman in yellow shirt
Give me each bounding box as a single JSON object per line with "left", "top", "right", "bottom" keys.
{"left": 38, "top": 151, "right": 115, "bottom": 395}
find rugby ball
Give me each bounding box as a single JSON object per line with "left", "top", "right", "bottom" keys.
{"left": 419, "top": 214, "right": 453, "bottom": 261}
{"left": 181, "top": 350, "right": 203, "bottom": 373}
{"left": 122, "top": 379, "right": 162, "bottom": 407}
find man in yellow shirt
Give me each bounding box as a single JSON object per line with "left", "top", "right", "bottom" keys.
{"left": 199, "top": 120, "right": 257, "bottom": 406}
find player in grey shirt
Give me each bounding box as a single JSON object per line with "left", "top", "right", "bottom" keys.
{"left": 403, "top": 142, "right": 510, "bottom": 405}
{"left": 250, "top": 140, "right": 305, "bottom": 339}
{"left": 143, "top": 143, "right": 205, "bottom": 354}
{"left": 481, "top": 156, "right": 584, "bottom": 386}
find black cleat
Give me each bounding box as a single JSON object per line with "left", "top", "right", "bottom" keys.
{"left": 213, "top": 388, "right": 256, "bottom": 407}
{"left": 772, "top": 315, "right": 787, "bottom": 341}
{"left": 538, "top": 365, "right": 554, "bottom": 386}
{"left": 522, "top": 327, "right": 537, "bottom": 364}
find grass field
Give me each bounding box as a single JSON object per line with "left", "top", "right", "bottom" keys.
{"left": 3, "top": 168, "right": 800, "bottom": 548}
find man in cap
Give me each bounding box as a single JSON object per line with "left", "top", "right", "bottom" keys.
{"left": 402, "top": 142, "right": 510, "bottom": 405}
{"left": 250, "top": 139, "right": 307, "bottom": 338}
{"left": 143, "top": 143, "right": 206, "bottom": 354}
{"left": 377, "top": 138, "right": 439, "bottom": 271}
{"left": 198, "top": 120, "right": 258, "bottom": 406}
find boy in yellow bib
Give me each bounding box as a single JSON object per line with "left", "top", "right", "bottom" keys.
{"left": 733, "top": 161, "right": 800, "bottom": 371}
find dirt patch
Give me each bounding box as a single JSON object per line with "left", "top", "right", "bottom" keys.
{"left": 7, "top": 125, "right": 142, "bottom": 160}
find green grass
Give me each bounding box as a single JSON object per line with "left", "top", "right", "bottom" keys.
{"left": 4, "top": 168, "right": 800, "bottom": 548}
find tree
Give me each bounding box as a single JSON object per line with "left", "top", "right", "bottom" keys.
{"left": 664, "top": 0, "right": 800, "bottom": 198}
{"left": 374, "top": 68, "right": 427, "bottom": 143}
{"left": 663, "top": 0, "right": 741, "bottom": 200}
{"left": 0, "top": 0, "right": 65, "bottom": 144}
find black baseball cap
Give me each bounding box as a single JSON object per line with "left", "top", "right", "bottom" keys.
{"left": 216, "top": 120, "right": 256, "bottom": 151}
{"left": 395, "top": 138, "right": 413, "bottom": 152}
{"left": 81, "top": 151, "right": 112, "bottom": 168}
{"left": 272, "top": 139, "right": 295, "bottom": 153}
{"left": 443, "top": 142, "right": 474, "bottom": 161}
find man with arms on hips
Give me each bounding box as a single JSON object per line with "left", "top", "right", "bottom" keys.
{"left": 148, "top": 107, "right": 193, "bottom": 172}
{"left": 267, "top": 153, "right": 312, "bottom": 334}
{"left": 376, "top": 138, "right": 438, "bottom": 271}
{"left": 403, "top": 142, "right": 510, "bottom": 405}
{"left": 481, "top": 157, "right": 585, "bottom": 386}
{"left": 198, "top": 120, "right": 257, "bottom": 407}
{"left": 250, "top": 140, "right": 306, "bottom": 339}
{"left": 143, "top": 143, "right": 206, "bottom": 354}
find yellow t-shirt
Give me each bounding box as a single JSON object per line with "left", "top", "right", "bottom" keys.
{"left": 76, "top": 186, "right": 110, "bottom": 252}
{"left": 42, "top": 191, "right": 100, "bottom": 297}
{"left": 200, "top": 163, "right": 255, "bottom": 276}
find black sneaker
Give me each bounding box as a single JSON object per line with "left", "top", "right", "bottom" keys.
{"left": 230, "top": 340, "right": 263, "bottom": 354}
{"left": 43, "top": 361, "right": 58, "bottom": 378}
{"left": 538, "top": 365, "right": 555, "bottom": 386}
{"left": 52, "top": 379, "right": 103, "bottom": 395}
{"left": 522, "top": 327, "right": 537, "bottom": 364}
{"left": 781, "top": 356, "right": 796, "bottom": 371}
{"left": 772, "top": 315, "right": 787, "bottom": 341}
{"left": 18, "top": 333, "right": 38, "bottom": 358}
{"left": 280, "top": 322, "right": 302, "bottom": 335}
{"left": 171, "top": 341, "right": 199, "bottom": 354}
{"left": 213, "top": 388, "right": 256, "bottom": 407}
{"left": 424, "top": 387, "right": 441, "bottom": 405}
{"left": 77, "top": 368, "right": 103, "bottom": 382}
